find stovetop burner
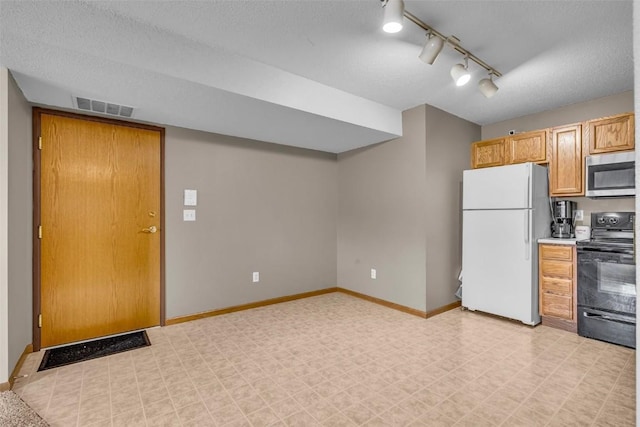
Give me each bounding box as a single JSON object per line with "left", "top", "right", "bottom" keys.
{"left": 577, "top": 212, "right": 635, "bottom": 255}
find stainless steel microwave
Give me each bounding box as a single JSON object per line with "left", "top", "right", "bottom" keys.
{"left": 585, "top": 151, "right": 635, "bottom": 198}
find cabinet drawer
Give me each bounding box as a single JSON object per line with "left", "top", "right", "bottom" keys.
{"left": 540, "top": 244, "right": 573, "bottom": 261}
{"left": 541, "top": 292, "right": 573, "bottom": 320}
{"left": 541, "top": 277, "right": 572, "bottom": 295}
{"left": 541, "top": 260, "right": 573, "bottom": 279}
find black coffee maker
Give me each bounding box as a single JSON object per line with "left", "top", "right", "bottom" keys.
{"left": 551, "top": 200, "right": 577, "bottom": 238}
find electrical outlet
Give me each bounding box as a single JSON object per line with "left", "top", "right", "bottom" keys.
{"left": 183, "top": 209, "right": 196, "bottom": 221}
{"left": 371, "top": 268, "right": 377, "bottom": 279}
{"left": 575, "top": 210, "right": 584, "bottom": 221}
{"left": 252, "top": 272, "right": 259, "bottom": 283}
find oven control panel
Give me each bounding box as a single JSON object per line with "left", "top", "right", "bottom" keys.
{"left": 592, "top": 212, "right": 634, "bottom": 230}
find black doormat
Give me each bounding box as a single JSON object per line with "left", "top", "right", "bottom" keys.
{"left": 38, "top": 331, "right": 150, "bottom": 371}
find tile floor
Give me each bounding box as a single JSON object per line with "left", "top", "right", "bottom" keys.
{"left": 12, "top": 292, "right": 636, "bottom": 426}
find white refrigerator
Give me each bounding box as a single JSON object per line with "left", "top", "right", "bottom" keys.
{"left": 461, "top": 162, "right": 551, "bottom": 325}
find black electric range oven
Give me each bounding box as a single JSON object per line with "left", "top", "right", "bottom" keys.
{"left": 577, "top": 212, "right": 636, "bottom": 349}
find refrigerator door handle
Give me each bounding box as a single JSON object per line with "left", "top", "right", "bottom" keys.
{"left": 524, "top": 211, "right": 530, "bottom": 260}
{"left": 525, "top": 174, "right": 530, "bottom": 208}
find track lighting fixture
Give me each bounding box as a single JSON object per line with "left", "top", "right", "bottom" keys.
{"left": 382, "top": 0, "right": 404, "bottom": 33}
{"left": 450, "top": 56, "right": 471, "bottom": 86}
{"left": 418, "top": 31, "right": 444, "bottom": 65}
{"left": 380, "top": 1, "right": 501, "bottom": 98}
{"left": 478, "top": 73, "right": 499, "bottom": 98}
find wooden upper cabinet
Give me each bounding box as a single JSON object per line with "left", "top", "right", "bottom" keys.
{"left": 549, "top": 124, "right": 583, "bottom": 196}
{"left": 506, "top": 130, "right": 547, "bottom": 164}
{"left": 471, "top": 138, "right": 505, "bottom": 169}
{"left": 587, "top": 113, "right": 635, "bottom": 154}
{"left": 471, "top": 132, "right": 547, "bottom": 169}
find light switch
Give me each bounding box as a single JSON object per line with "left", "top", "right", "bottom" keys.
{"left": 183, "top": 209, "right": 196, "bottom": 221}
{"left": 184, "top": 189, "right": 197, "bottom": 206}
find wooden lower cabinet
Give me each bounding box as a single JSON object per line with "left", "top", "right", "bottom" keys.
{"left": 539, "top": 243, "right": 577, "bottom": 332}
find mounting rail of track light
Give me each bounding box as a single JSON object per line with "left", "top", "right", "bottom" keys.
{"left": 381, "top": 0, "right": 502, "bottom": 97}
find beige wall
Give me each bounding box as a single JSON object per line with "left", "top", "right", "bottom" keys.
{"left": 0, "top": 68, "right": 9, "bottom": 382}
{"left": 424, "top": 105, "right": 479, "bottom": 311}
{"left": 482, "top": 90, "right": 635, "bottom": 226}
{"left": 337, "top": 106, "right": 428, "bottom": 311}
{"left": 1, "top": 95, "right": 341, "bottom": 341}
{"left": 337, "top": 105, "right": 479, "bottom": 312}
{"left": 164, "top": 127, "right": 338, "bottom": 318}
{"left": 482, "top": 91, "right": 634, "bottom": 140}
{"left": 634, "top": 2, "right": 639, "bottom": 420}
{"left": 0, "top": 77, "right": 633, "bottom": 383}
{"left": 7, "top": 72, "right": 32, "bottom": 373}
{"left": 570, "top": 197, "right": 634, "bottom": 227}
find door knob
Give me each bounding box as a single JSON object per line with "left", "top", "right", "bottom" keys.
{"left": 141, "top": 226, "right": 157, "bottom": 233}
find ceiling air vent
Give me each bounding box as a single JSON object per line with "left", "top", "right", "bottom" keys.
{"left": 74, "top": 96, "right": 135, "bottom": 118}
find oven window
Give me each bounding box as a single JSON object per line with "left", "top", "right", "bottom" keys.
{"left": 598, "top": 262, "right": 636, "bottom": 296}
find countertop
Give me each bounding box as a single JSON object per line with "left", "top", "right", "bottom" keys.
{"left": 537, "top": 237, "right": 583, "bottom": 245}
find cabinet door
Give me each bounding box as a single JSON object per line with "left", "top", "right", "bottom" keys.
{"left": 506, "top": 130, "right": 547, "bottom": 164}
{"left": 588, "top": 113, "right": 634, "bottom": 154}
{"left": 549, "top": 124, "right": 583, "bottom": 196}
{"left": 471, "top": 138, "right": 505, "bottom": 169}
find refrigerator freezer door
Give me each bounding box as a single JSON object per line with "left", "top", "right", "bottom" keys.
{"left": 462, "top": 209, "right": 539, "bottom": 325}
{"left": 463, "top": 163, "right": 531, "bottom": 210}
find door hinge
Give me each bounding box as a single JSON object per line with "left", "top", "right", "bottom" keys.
{"left": 38, "top": 137, "right": 42, "bottom": 150}
{"left": 38, "top": 314, "right": 42, "bottom": 328}
{"left": 38, "top": 225, "right": 42, "bottom": 239}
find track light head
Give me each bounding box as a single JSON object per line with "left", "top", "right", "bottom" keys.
{"left": 418, "top": 32, "right": 444, "bottom": 65}
{"left": 478, "top": 73, "right": 499, "bottom": 98}
{"left": 381, "top": 3, "right": 502, "bottom": 99}
{"left": 450, "top": 57, "right": 470, "bottom": 86}
{"left": 382, "top": 0, "right": 404, "bottom": 33}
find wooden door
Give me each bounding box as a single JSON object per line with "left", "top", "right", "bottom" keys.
{"left": 37, "top": 111, "right": 163, "bottom": 348}
{"left": 549, "top": 124, "right": 583, "bottom": 196}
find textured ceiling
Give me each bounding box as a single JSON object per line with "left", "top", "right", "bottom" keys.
{"left": 0, "top": 0, "right": 633, "bottom": 153}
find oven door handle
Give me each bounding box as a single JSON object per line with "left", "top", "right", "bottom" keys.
{"left": 583, "top": 311, "right": 636, "bottom": 326}
{"left": 578, "top": 246, "right": 634, "bottom": 256}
